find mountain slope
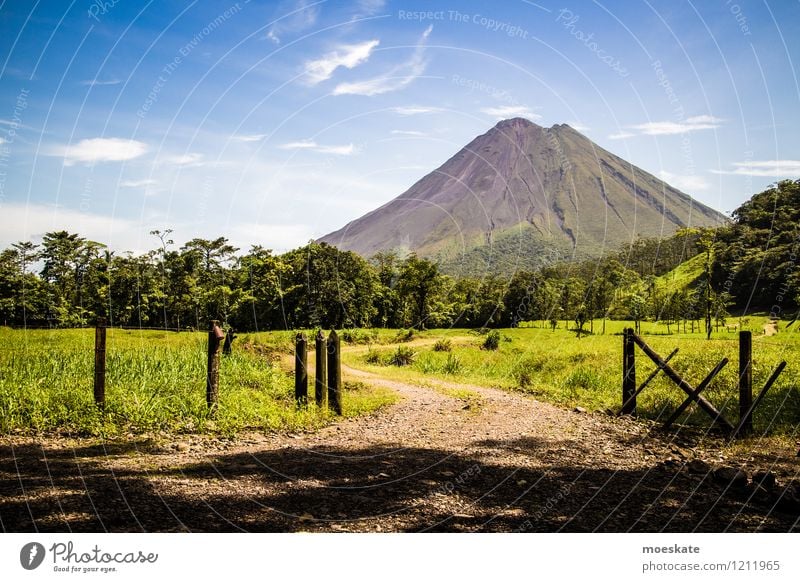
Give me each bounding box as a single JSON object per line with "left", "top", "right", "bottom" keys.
{"left": 319, "top": 118, "right": 727, "bottom": 273}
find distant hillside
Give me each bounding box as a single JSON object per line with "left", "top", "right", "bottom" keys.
{"left": 320, "top": 117, "right": 727, "bottom": 274}
{"left": 654, "top": 253, "right": 706, "bottom": 296}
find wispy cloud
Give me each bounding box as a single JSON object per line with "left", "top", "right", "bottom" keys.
{"left": 480, "top": 105, "right": 542, "bottom": 121}
{"left": 390, "top": 130, "right": 426, "bottom": 136}
{"left": 332, "top": 25, "right": 432, "bottom": 96}
{"left": 658, "top": 171, "right": 709, "bottom": 192}
{"left": 567, "top": 122, "right": 590, "bottom": 132}
{"left": 608, "top": 131, "right": 635, "bottom": 140}
{"left": 353, "top": 0, "right": 386, "bottom": 17}
{"left": 711, "top": 160, "right": 800, "bottom": 177}
{"left": 304, "top": 39, "right": 380, "bottom": 84}
{"left": 278, "top": 140, "right": 357, "bottom": 155}
{"left": 630, "top": 115, "right": 723, "bottom": 136}
{"left": 120, "top": 179, "right": 157, "bottom": 188}
{"left": 55, "top": 138, "right": 148, "bottom": 166}
{"left": 163, "top": 153, "right": 204, "bottom": 166}
{"left": 231, "top": 134, "right": 267, "bottom": 142}
{"left": 391, "top": 106, "right": 441, "bottom": 115}
{"left": 266, "top": 0, "right": 320, "bottom": 44}
{"left": 81, "top": 78, "right": 121, "bottom": 86}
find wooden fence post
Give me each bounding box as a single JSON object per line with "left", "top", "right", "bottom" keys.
{"left": 295, "top": 333, "right": 308, "bottom": 406}
{"left": 622, "top": 328, "right": 636, "bottom": 415}
{"left": 94, "top": 317, "right": 107, "bottom": 411}
{"left": 207, "top": 320, "right": 223, "bottom": 414}
{"left": 315, "top": 330, "right": 327, "bottom": 407}
{"left": 738, "top": 330, "right": 753, "bottom": 437}
{"left": 327, "top": 330, "right": 342, "bottom": 415}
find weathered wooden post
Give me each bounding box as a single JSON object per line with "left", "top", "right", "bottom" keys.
{"left": 315, "top": 330, "right": 327, "bottom": 407}
{"left": 738, "top": 330, "right": 753, "bottom": 436}
{"left": 622, "top": 327, "right": 636, "bottom": 415}
{"left": 94, "top": 317, "right": 107, "bottom": 411}
{"left": 327, "top": 330, "right": 342, "bottom": 415}
{"left": 207, "top": 320, "right": 223, "bottom": 414}
{"left": 295, "top": 333, "right": 308, "bottom": 406}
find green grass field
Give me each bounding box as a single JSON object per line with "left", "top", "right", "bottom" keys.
{"left": 0, "top": 327, "right": 397, "bottom": 437}
{"left": 346, "top": 319, "right": 800, "bottom": 436}
{"left": 1, "top": 319, "right": 798, "bottom": 438}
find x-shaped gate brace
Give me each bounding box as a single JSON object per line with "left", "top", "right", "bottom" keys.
{"left": 625, "top": 330, "right": 735, "bottom": 434}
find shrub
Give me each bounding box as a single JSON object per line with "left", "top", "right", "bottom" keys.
{"left": 482, "top": 330, "right": 501, "bottom": 350}
{"left": 432, "top": 338, "right": 452, "bottom": 352}
{"left": 341, "top": 328, "right": 378, "bottom": 345}
{"left": 365, "top": 348, "right": 384, "bottom": 365}
{"left": 442, "top": 353, "right": 462, "bottom": 375}
{"left": 395, "top": 329, "right": 415, "bottom": 342}
{"left": 390, "top": 346, "right": 416, "bottom": 366}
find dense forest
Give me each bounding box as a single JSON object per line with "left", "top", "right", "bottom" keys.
{"left": 1, "top": 180, "right": 797, "bottom": 332}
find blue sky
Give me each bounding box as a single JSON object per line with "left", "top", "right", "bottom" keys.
{"left": 1, "top": 0, "right": 799, "bottom": 253}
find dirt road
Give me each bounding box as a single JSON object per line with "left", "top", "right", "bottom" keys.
{"left": 1, "top": 360, "right": 798, "bottom": 532}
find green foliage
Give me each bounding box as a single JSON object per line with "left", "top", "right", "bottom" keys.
{"left": 432, "top": 338, "right": 452, "bottom": 352}
{"left": 714, "top": 179, "right": 800, "bottom": 313}
{"left": 365, "top": 348, "right": 384, "bottom": 365}
{"left": 394, "top": 328, "right": 415, "bottom": 342}
{"left": 389, "top": 346, "right": 416, "bottom": 366}
{"left": 482, "top": 330, "right": 501, "bottom": 350}
{"left": 442, "top": 353, "right": 462, "bottom": 374}
{"left": 341, "top": 328, "right": 379, "bottom": 344}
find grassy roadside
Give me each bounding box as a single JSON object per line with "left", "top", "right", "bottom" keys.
{"left": 0, "top": 327, "right": 397, "bottom": 437}
{"left": 341, "top": 320, "right": 800, "bottom": 437}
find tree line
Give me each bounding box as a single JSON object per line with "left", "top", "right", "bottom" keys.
{"left": 1, "top": 180, "right": 797, "bottom": 332}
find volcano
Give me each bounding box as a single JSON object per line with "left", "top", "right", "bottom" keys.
{"left": 319, "top": 118, "right": 726, "bottom": 273}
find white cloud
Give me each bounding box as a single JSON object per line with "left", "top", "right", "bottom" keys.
{"left": 608, "top": 131, "right": 635, "bottom": 140}
{"left": 630, "top": 115, "right": 723, "bottom": 136}
{"left": 480, "top": 105, "right": 542, "bottom": 121}
{"left": 228, "top": 222, "right": 316, "bottom": 252}
{"left": 390, "top": 130, "right": 426, "bottom": 136}
{"left": 266, "top": 0, "right": 319, "bottom": 44}
{"left": 711, "top": 160, "right": 800, "bottom": 177}
{"left": 0, "top": 203, "right": 151, "bottom": 254}
{"left": 658, "top": 171, "right": 710, "bottom": 192}
{"left": 566, "top": 122, "right": 590, "bottom": 132}
{"left": 333, "top": 25, "right": 432, "bottom": 96}
{"left": 231, "top": 134, "right": 267, "bottom": 142}
{"left": 0, "top": 137, "right": 5, "bottom": 144}
{"left": 163, "top": 153, "right": 204, "bottom": 166}
{"left": 81, "top": 78, "right": 121, "bottom": 86}
{"left": 120, "top": 179, "right": 157, "bottom": 188}
{"left": 56, "top": 138, "right": 148, "bottom": 166}
{"left": 391, "top": 106, "right": 441, "bottom": 115}
{"left": 278, "top": 140, "right": 357, "bottom": 155}
{"left": 304, "top": 40, "right": 380, "bottom": 84}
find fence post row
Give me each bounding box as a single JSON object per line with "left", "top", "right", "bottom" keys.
{"left": 94, "top": 317, "right": 107, "bottom": 411}
{"left": 295, "top": 333, "right": 308, "bottom": 406}
{"left": 327, "top": 330, "right": 343, "bottom": 415}
{"left": 207, "top": 320, "right": 223, "bottom": 415}
{"left": 315, "top": 330, "right": 328, "bottom": 407}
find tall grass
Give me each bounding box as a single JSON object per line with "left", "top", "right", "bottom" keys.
{"left": 0, "top": 328, "right": 396, "bottom": 436}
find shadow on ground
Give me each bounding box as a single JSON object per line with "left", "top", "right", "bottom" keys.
{"left": 1, "top": 438, "right": 797, "bottom": 533}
